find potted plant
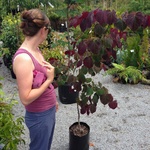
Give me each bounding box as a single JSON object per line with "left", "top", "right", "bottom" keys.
{"left": 41, "top": 30, "right": 79, "bottom": 104}
{"left": 50, "top": 48, "right": 80, "bottom": 104}
{"left": 51, "top": 9, "right": 120, "bottom": 150}
{"left": 51, "top": 9, "right": 150, "bottom": 150}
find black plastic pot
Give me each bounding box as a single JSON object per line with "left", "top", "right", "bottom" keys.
{"left": 69, "top": 122, "right": 90, "bottom": 150}
{"left": 10, "top": 69, "right": 16, "bottom": 79}
{"left": 3, "top": 54, "right": 10, "bottom": 68}
{"left": 58, "top": 84, "right": 79, "bottom": 104}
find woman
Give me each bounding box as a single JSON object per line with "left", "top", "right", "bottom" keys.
{"left": 13, "top": 9, "right": 58, "bottom": 150}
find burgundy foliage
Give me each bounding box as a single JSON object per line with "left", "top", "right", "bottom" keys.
{"left": 109, "top": 100, "right": 118, "bottom": 109}
{"left": 83, "top": 56, "right": 93, "bottom": 68}
{"left": 65, "top": 50, "right": 75, "bottom": 56}
{"left": 49, "top": 57, "right": 58, "bottom": 64}
{"left": 54, "top": 9, "right": 150, "bottom": 115}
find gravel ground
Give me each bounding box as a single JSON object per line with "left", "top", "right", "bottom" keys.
{"left": 0, "top": 58, "right": 150, "bottom": 150}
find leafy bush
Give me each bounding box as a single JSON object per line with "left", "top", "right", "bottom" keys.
{"left": 0, "top": 13, "right": 23, "bottom": 70}
{"left": 41, "top": 31, "right": 66, "bottom": 63}
{"left": 106, "top": 63, "right": 144, "bottom": 84}
{"left": 123, "top": 34, "right": 142, "bottom": 68}
{"left": 0, "top": 80, "right": 25, "bottom": 150}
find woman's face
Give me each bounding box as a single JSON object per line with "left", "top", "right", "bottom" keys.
{"left": 39, "top": 25, "right": 50, "bottom": 43}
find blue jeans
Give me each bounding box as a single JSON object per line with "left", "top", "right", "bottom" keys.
{"left": 25, "top": 106, "right": 56, "bottom": 150}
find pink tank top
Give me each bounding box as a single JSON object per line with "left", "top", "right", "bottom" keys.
{"left": 13, "top": 48, "right": 57, "bottom": 112}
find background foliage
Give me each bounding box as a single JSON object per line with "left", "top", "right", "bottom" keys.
{"left": 0, "top": 80, "right": 25, "bottom": 150}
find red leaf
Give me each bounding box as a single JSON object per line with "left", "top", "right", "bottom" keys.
{"left": 106, "top": 10, "right": 117, "bottom": 25}
{"left": 146, "top": 15, "right": 150, "bottom": 27}
{"left": 49, "top": 57, "right": 57, "bottom": 64}
{"left": 77, "top": 60, "right": 82, "bottom": 67}
{"left": 77, "top": 41, "right": 87, "bottom": 55}
{"left": 100, "top": 94, "right": 113, "bottom": 105}
{"left": 69, "top": 16, "right": 82, "bottom": 28}
{"left": 80, "top": 11, "right": 95, "bottom": 32}
{"left": 87, "top": 40, "right": 100, "bottom": 54}
{"left": 95, "top": 9, "right": 108, "bottom": 26}
{"left": 83, "top": 56, "right": 93, "bottom": 68}
{"left": 80, "top": 104, "right": 89, "bottom": 114}
{"left": 119, "top": 32, "right": 127, "bottom": 41}
{"left": 90, "top": 103, "right": 96, "bottom": 113}
{"left": 81, "top": 11, "right": 89, "bottom": 18}
{"left": 80, "top": 106, "right": 86, "bottom": 114}
{"left": 122, "top": 12, "right": 146, "bottom": 31}
{"left": 65, "top": 50, "right": 75, "bottom": 56}
{"left": 100, "top": 63, "right": 108, "bottom": 71}
{"left": 108, "top": 100, "right": 118, "bottom": 109}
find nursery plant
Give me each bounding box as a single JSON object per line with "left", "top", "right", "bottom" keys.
{"left": 52, "top": 9, "right": 122, "bottom": 128}
{"left": 54, "top": 9, "right": 150, "bottom": 119}
{"left": 41, "top": 32, "right": 66, "bottom": 63}
{"left": 0, "top": 80, "right": 25, "bottom": 150}
{"left": 121, "top": 28, "right": 150, "bottom": 70}
{"left": 60, "top": 10, "right": 148, "bottom": 113}
{"left": 106, "top": 63, "right": 144, "bottom": 84}
{"left": 48, "top": 8, "right": 150, "bottom": 150}
{"left": 0, "top": 13, "right": 23, "bottom": 71}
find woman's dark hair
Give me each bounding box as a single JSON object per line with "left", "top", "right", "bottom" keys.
{"left": 20, "top": 9, "right": 50, "bottom": 36}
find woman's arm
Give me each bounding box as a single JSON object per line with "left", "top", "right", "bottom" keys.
{"left": 13, "top": 53, "right": 54, "bottom": 106}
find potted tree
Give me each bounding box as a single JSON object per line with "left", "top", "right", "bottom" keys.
{"left": 51, "top": 9, "right": 150, "bottom": 150}
{"left": 51, "top": 9, "right": 120, "bottom": 150}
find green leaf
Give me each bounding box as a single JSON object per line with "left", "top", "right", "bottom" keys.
{"left": 86, "top": 78, "right": 92, "bottom": 83}
{"left": 92, "top": 93, "right": 99, "bottom": 103}
{"left": 112, "top": 63, "right": 125, "bottom": 70}
{"left": 81, "top": 66, "right": 88, "bottom": 74}
{"left": 96, "top": 87, "right": 105, "bottom": 96}
{"left": 86, "top": 87, "right": 93, "bottom": 96}
{"left": 77, "top": 73, "right": 86, "bottom": 83}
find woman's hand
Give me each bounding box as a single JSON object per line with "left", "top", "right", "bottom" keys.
{"left": 42, "top": 61, "right": 55, "bottom": 81}
{"left": 56, "top": 101, "right": 59, "bottom": 112}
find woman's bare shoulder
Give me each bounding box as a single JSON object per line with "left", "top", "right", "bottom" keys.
{"left": 13, "top": 53, "right": 34, "bottom": 74}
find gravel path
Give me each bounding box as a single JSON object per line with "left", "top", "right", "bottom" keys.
{"left": 0, "top": 58, "right": 150, "bottom": 150}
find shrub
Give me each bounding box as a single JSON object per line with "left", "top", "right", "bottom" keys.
{"left": 0, "top": 13, "right": 23, "bottom": 70}
{"left": 0, "top": 80, "right": 25, "bottom": 150}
